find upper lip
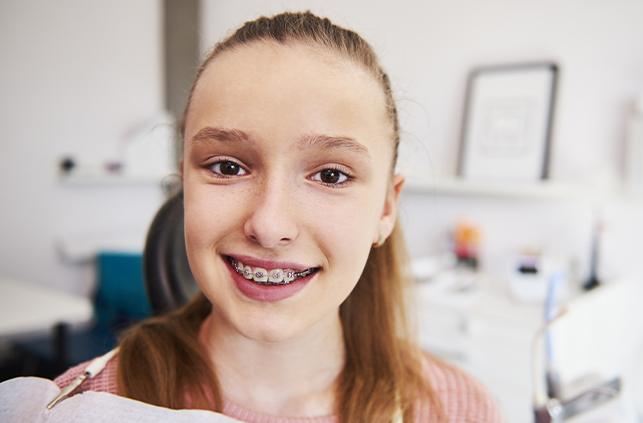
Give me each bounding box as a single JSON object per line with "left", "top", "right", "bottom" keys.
{"left": 225, "top": 254, "right": 318, "bottom": 272}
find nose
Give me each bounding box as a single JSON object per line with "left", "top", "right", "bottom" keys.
{"left": 243, "top": 176, "right": 299, "bottom": 248}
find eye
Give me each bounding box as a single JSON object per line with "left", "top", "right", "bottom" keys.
{"left": 311, "top": 167, "right": 351, "bottom": 187}
{"left": 208, "top": 160, "right": 248, "bottom": 177}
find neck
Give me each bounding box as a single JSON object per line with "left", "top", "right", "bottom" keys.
{"left": 200, "top": 309, "right": 345, "bottom": 417}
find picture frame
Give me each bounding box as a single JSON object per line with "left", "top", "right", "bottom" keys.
{"left": 457, "top": 62, "right": 558, "bottom": 182}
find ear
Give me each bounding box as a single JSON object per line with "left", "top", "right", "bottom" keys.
{"left": 375, "top": 174, "right": 405, "bottom": 243}
{"left": 179, "top": 159, "right": 184, "bottom": 180}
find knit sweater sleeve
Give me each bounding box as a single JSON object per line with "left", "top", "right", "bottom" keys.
{"left": 416, "top": 354, "right": 505, "bottom": 422}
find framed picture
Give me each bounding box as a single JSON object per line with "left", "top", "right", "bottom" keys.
{"left": 457, "top": 62, "right": 558, "bottom": 182}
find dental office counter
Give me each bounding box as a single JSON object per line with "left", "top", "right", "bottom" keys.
{"left": 414, "top": 275, "right": 643, "bottom": 422}
{"left": 0, "top": 278, "right": 92, "bottom": 340}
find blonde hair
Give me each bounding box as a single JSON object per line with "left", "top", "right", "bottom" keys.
{"left": 117, "top": 11, "right": 443, "bottom": 422}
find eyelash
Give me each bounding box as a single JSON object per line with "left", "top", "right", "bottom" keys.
{"left": 204, "top": 158, "right": 354, "bottom": 188}
{"left": 310, "top": 165, "right": 353, "bottom": 188}
{"left": 205, "top": 157, "right": 249, "bottom": 179}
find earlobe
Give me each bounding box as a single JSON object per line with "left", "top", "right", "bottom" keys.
{"left": 372, "top": 231, "right": 386, "bottom": 248}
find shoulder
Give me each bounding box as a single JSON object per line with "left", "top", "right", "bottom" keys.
{"left": 53, "top": 354, "right": 119, "bottom": 396}
{"left": 418, "top": 352, "right": 504, "bottom": 423}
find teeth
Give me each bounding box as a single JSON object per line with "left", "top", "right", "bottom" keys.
{"left": 234, "top": 261, "right": 244, "bottom": 272}
{"left": 253, "top": 267, "right": 268, "bottom": 282}
{"left": 283, "top": 271, "right": 295, "bottom": 283}
{"left": 228, "top": 257, "right": 315, "bottom": 285}
{"left": 268, "top": 269, "right": 284, "bottom": 283}
{"left": 243, "top": 265, "right": 253, "bottom": 280}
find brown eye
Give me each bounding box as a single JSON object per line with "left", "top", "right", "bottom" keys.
{"left": 210, "top": 160, "right": 248, "bottom": 177}
{"left": 320, "top": 169, "right": 341, "bottom": 184}
{"left": 312, "top": 168, "right": 350, "bottom": 186}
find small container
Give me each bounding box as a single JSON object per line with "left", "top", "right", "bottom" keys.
{"left": 508, "top": 252, "right": 569, "bottom": 303}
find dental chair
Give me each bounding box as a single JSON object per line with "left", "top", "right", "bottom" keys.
{"left": 143, "top": 191, "right": 198, "bottom": 315}
{"left": 531, "top": 279, "right": 643, "bottom": 422}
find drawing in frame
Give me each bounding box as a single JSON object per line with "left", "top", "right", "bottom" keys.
{"left": 457, "top": 62, "right": 558, "bottom": 182}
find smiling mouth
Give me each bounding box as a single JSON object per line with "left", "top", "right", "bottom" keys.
{"left": 224, "top": 255, "right": 321, "bottom": 285}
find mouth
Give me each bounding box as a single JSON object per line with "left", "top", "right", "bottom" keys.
{"left": 223, "top": 255, "right": 321, "bottom": 286}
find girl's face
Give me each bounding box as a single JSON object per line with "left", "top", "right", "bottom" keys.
{"left": 181, "top": 41, "right": 403, "bottom": 342}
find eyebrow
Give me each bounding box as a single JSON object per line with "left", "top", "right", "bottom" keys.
{"left": 191, "top": 126, "right": 253, "bottom": 145}
{"left": 191, "top": 126, "right": 371, "bottom": 159}
{"left": 297, "top": 134, "right": 370, "bottom": 158}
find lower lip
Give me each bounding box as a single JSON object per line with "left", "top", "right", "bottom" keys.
{"left": 223, "top": 256, "right": 318, "bottom": 302}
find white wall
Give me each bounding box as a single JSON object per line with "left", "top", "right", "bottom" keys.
{"left": 0, "top": 0, "right": 165, "bottom": 295}
{"left": 199, "top": 0, "right": 643, "bottom": 282}
{"left": 200, "top": 0, "right": 643, "bottom": 183}
{"left": 3, "top": 0, "right": 636, "bottom": 295}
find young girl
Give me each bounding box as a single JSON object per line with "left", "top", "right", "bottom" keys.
{"left": 54, "top": 11, "right": 503, "bottom": 422}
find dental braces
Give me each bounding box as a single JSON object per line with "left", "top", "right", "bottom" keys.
{"left": 229, "top": 257, "right": 317, "bottom": 285}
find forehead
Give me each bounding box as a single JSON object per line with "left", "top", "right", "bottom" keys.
{"left": 185, "top": 41, "right": 392, "bottom": 155}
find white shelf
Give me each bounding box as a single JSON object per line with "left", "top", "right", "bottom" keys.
{"left": 404, "top": 177, "right": 600, "bottom": 201}
{"left": 60, "top": 172, "right": 166, "bottom": 187}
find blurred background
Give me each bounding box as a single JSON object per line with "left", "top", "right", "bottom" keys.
{"left": 1, "top": 1, "right": 642, "bottom": 421}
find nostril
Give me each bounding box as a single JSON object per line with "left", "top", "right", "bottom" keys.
{"left": 243, "top": 215, "right": 298, "bottom": 247}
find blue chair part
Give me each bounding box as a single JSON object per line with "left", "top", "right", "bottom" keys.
{"left": 13, "top": 251, "right": 152, "bottom": 374}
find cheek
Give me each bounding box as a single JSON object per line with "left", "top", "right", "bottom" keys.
{"left": 183, "top": 181, "right": 240, "bottom": 253}
{"left": 183, "top": 182, "right": 245, "bottom": 312}
{"left": 301, "top": 189, "right": 381, "bottom": 277}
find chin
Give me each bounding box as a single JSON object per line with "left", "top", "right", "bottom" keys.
{"left": 234, "top": 311, "right": 308, "bottom": 343}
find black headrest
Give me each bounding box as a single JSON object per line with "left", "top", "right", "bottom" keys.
{"left": 143, "top": 192, "right": 198, "bottom": 315}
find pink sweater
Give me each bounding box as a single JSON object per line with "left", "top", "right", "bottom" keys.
{"left": 54, "top": 351, "right": 503, "bottom": 422}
